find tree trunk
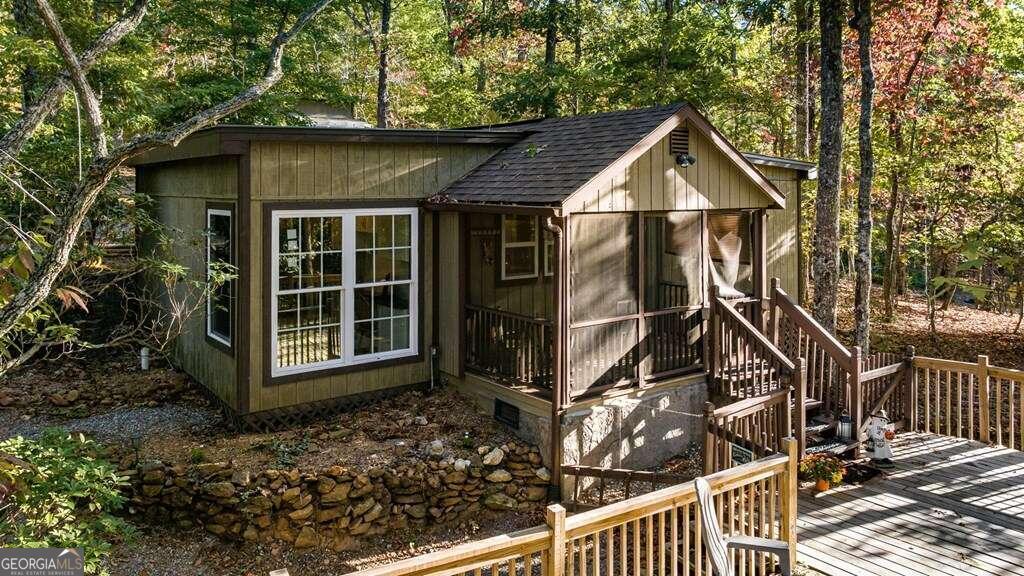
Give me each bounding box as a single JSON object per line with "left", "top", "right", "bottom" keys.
{"left": 657, "top": 0, "right": 674, "bottom": 104}
{"left": 376, "top": 0, "right": 391, "bottom": 128}
{"left": 542, "top": 0, "right": 559, "bottom": 118}
{"left": 1015, "top": 282, "right": 1023, "bottom": 334}
{"left": 794, "top": 0, "right": 811, "bottom": 159}
{"left": 852, "top": 0, "right": 874, "bottom": 353}
{"left": 881, "top": 112, "right": 902, "bottom": 320}
{"left": 811, "top": 0, "right": 844, "bottom": 334}
{"left": 570, "top": 0, "right": 582, "bottom": 114}
{"left": 13, "top": 0, "right": 39, "bottom": 110}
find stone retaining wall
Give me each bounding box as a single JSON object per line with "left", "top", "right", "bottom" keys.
{"left": 118, "top": 441, "right": 550, "bottom": 551}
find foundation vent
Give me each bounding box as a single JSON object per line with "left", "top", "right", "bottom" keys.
{"left": 494, "top": 398, "right": 520, "bottom": 430}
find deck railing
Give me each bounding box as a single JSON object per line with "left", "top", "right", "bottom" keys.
{"left": 910, "top": 355, "right": 1024, "bottom": 449}
{"left": 561, "top": 465, "right": 691, "bottom": 511}
{"left": 704, "top": 387, "right": 794, "bottom": 474}
{"left": 348, "top": 439, "right": 799, "bottom": 576}
{"left": 465, "top": 304, "right": 553, "bottom": 390}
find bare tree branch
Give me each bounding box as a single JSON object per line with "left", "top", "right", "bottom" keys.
{"left": 0, "top": 0, "right": 147, "bottom": 170}
{"left": 34, "top": 0, "right": 108, "bottom": 157}
{"left": 0, "top": 0, "right": 335, "bottom": 345}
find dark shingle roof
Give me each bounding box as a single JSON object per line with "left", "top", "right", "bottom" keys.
{"left": 441, "top": 104, "right": 686, "bottom": 205}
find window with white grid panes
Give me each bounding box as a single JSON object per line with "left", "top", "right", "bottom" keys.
{"left": 270, "top": 208, "right": 417, "bottom": 377}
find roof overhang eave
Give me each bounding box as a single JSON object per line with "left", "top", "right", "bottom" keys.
{"left": 421, "top": 199, "right": 562, "bottom": 216}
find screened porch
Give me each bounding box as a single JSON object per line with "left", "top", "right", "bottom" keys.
{"left": 462, "top": 208, "right": 765, "bottom": 402}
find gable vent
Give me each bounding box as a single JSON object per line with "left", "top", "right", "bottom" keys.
{"left": 670, "top": 128, "right": 690, "bottom": 155}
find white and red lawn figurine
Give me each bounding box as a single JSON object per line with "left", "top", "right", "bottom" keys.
{"left": 866, "top": 409, "right": 896, "bottom": 469}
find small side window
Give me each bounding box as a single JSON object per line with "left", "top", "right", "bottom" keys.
{"left": 501, "top": 214, "right": 539, "bottom": 280}
{"left": 207, "top": 208, "right": 233, "bottom": 347}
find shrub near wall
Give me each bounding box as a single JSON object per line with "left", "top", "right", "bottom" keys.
{"left": 117, "top": 441, "right": 550, "bottom": 551}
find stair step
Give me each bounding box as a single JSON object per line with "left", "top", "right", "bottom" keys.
{"left": 805, "top": 421, "right": 835, "bottom": 435}
{"left": 803, "top": 398, "right": 823, "bottom": 412}
{"left": 805, "top": 439, "right": 860, "bottom": 456}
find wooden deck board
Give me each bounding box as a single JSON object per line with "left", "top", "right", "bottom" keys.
{"left": 798, "top": 432, "right": 1024, "bottom": 575}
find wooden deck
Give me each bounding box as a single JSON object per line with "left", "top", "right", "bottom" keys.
{"left": 798, "top": 432, "right": 1024, "bottom": 575}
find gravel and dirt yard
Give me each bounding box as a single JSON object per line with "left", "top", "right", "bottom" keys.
{"left": 0, "top": 352, "right": 553, "bottom": 576}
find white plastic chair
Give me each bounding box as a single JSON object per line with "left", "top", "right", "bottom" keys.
{"left": 694, "top": 476, "right": 792, "bottom": 576}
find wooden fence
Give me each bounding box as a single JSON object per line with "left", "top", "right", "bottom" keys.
{"left": 349, "top": 440, "right": 799, "bottom": 576}
{"left": 910, "top": 355, "right": 1024, "bottom": 450}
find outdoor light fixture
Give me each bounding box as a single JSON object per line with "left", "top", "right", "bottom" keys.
{"left": 837, "top": 410, "right": 853, "bottom": 442}
{"left": 675, "top": 153, "right": 696, "bottom": 167}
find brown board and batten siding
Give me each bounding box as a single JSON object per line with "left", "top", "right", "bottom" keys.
{"left": 761, "top": 165, "right": 801, "bottom": 296}
{"left": 437, "top": 212, "right": 462, "bottom": 376}
{"left": 139, "top": 157, "right": 239, "bottom": 408}
{"left": 564, "top": 121, "right": 774, "bottom": 214}
{"left": 465, "top": 213, "right": 554, "bottom": 319}
{"left": 246, "top": 141, "right": 505, "bottom": 413}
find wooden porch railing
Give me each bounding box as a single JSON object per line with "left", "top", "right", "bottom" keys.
{"left": 768, "top": 282, "right": 854, "bottom": 420}
{"left": 350, "top": 440, "right": 799, "bottom": 576}
{"left": 561, "top": 465, "right": 691, "bottom": 511}
{"left": 909, "top": 355, "right": 1024, "bottom": 449}
{"left": 708, "top": 288, "right": 807, "bottom": 457}
{"left": 465, "top": 304, "right": 553, "bottom": 390}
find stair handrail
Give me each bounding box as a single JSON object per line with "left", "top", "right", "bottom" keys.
{"left": 768, "top": 281, "right": 854, "bottom": 373}
{"left": 714, "top": 295, "right": 796, "bottom": 374}
{"left": 708, "top": 287, "right": 809, "bottom": 461}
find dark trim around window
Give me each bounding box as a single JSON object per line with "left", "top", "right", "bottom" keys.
{"left": 260, "top": 200, "right": 425, "bottom": 387}
{"left": 205, "top": 201, "right": 235, "bottom": 355}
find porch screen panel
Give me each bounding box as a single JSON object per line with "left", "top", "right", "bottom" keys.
{"left": 570, "top": 214, "right": 637, "bottom": 323}
{"left": 644, "top": 212, "right": 702, "bottom": 310}
{"left": 569, "top": 214, "right": 639, "bottom": 395}
{"left": 708, "top": 212, "right": 754, "bottom": 298}
{"left": 642, "top": 211, "right": 704, "bottom": 377}
{"left": 569, "top": 319, "right": 639, "bottom": 396}
{"left": 645, "top": 308, "right": 703, "bottom": 375}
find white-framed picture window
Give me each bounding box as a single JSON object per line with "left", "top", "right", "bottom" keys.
{"left": 206, "top": 207, "right": 233, "bottom": 347}
{"left": 271, "top": 207, "right": 418, "bottom": 377}
{"left": 501, "top": 214, "right": 538, "bottom": 280}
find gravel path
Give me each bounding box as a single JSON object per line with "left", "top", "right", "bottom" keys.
{"left": 0, "top": 403, "right": 221, "bottom": 444}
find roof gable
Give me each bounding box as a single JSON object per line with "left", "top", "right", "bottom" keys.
{"left": 439, "top": 104, "right": 686, "bottom": 205}
{"left": 440, "top": 104, "right": 785, "bottom": 210}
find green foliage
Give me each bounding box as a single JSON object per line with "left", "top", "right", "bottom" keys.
{"left": 0, "top": 430, "right": 131, "bottom": 575}
{"left": 253, "top": 434, "right": 311, "bottom": 468}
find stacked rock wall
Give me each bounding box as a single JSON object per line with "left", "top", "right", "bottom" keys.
{"left": 120, "top": 442, "right": 550, "bottom": 550}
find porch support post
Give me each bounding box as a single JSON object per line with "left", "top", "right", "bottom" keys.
{"left": 756, "top": 209, "right": 769, "bottom": 331}
{"left": 850, "top": 345, "right": 864, "bottom": 458}
{"left": 544, "top": 216, "right": 566, "bottom": 495}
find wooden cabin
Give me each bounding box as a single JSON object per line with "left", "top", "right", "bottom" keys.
{"left": 131, "top": 104, "right": 814, "bottom": 480}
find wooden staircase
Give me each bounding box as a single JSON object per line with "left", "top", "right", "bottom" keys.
{"left": 705, "top": 279, "right": 911, "bottom": 472}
